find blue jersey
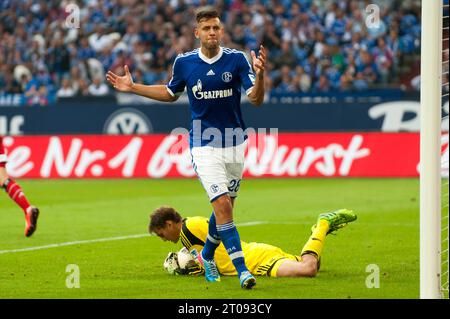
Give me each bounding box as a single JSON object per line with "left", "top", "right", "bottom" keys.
{"left": 166, "top": 47, "right": 256, "bottom": 148}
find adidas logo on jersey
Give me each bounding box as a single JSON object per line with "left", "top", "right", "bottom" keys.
{"left": 206, "top": 69, "right": 215, "bottom": 76}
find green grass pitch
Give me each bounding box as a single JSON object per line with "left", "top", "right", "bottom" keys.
{"left": 0, "top": 178, "right": 420, "bottom": 299}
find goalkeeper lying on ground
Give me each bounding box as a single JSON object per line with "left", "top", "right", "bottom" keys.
{"left": 148, "top": 206, "right": 357, "bottom": 278}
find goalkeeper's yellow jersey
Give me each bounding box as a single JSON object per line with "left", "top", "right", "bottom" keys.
{"left": 180, "top": 216, "right": 300, "bottom": 277}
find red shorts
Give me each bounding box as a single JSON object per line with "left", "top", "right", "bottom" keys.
{"left": 0, "top": 136, "right": 7, "bottom": 165}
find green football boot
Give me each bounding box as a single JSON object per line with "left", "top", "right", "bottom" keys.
{"left": 311, "top": 209, "right": 357, "bottom": 235}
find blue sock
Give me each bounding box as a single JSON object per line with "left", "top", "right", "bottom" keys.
{"left": 202, "top": 212, "right": 221, "bottom": 261}
{"left": 217, "top": 221, "right": 248, "bottom": 276}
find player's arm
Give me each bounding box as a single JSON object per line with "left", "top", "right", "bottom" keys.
{"left": 247, "top": 75, "right": 264, "bottom": 106}
{"left": 106, "top": 65, "right": 178, "bottom": 102}
{"left": 239, "top": 45, "right": 266, "bottom": 107}
{"left": 247, "top": 45, "right": 266, "bottom": 107}
{"left": 131, "top": 83, "right": 178, "bottom": 102}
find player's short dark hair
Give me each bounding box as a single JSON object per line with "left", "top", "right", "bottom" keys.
{"left": 149, "top": 206, "right": 182, "bottom": 233}
{"left": 195, "top": 6, "right": 220, "bottom": 23}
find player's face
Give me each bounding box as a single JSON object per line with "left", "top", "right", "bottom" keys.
{"left": 195, "top": 18, "right": 223, "bottom": 50}
{"left": 154, "top": 221, "right": 180, "bottom": 243}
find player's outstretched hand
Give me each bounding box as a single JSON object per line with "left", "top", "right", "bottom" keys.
{"left": 106, "top": 65, "right": 134, "bottom": 92}
{"left": 251, "top": 45, "right": 266, "bottom": 77}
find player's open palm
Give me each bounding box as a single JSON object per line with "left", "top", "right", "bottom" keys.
{"left": 251, "top": 45, "right": 266, "bottom": 77}
{"left": 106, "top": 65, "right": 134, "bottom": 92}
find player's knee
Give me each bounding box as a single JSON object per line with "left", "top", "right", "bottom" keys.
{"left": 304, "top": 263, "right": 318, "bottom": 277}
{"left": 296, "top": 254, "right": 319, "bottom": 277}
{"left": 214, "top": 194, "right": 231, "bottom": 205}
{"left": 294, "top": 259, "right": 318, "bottom": 277}
{"left": 212, "top": 195, "right": 233, "bottom": 217}
{"left": 304, "top": 259, "right": 318, "bottom": 277}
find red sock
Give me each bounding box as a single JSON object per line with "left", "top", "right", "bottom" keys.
{"left": 3, "top": 178, "right": 31, "bottom": 214}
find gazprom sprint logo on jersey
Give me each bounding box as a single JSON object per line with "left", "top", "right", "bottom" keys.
{"left": 192, "top": 79, "right": 233, "bottom": 100}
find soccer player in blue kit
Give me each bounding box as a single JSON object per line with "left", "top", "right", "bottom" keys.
{"left": 106, "top": 7, "right": 266, "bottom": 289}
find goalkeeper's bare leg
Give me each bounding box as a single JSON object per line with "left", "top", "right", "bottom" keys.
{"left": 276, "top": 209, "right": 357, "bottom": 277}
{"left": 277, "top": 254, "right": 319, "bottom": 277}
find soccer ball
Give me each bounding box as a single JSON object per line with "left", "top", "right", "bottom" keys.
{"left": 176, "top": 247, "right": 196, "bottom": 269}
{"left": 163, "top": 251, "right": 179, "bottom": 275}
{"left": 163, "top": 247, "right": 198, "bottom": 275}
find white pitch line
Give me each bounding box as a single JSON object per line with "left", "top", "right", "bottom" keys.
{"left": 0, "top": 234, "right": 149, "bottom": 255}
{"left": 0, "top": 221, "right": 269, "bottom": 255}
{"left": 236, "top": 221, "right": 269, "bottom": 227}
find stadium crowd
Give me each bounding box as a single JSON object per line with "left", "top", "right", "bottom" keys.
{"left": 0, "top": 0, "right": 421, "bottom": 105}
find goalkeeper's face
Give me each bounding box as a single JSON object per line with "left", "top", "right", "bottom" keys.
{"left": 153, "top": 221, "right": 180, "bottom": 243}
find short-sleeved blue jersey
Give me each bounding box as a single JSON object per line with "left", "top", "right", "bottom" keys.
{"left": 166, "top": 47, "right": 256, "bottom": 148}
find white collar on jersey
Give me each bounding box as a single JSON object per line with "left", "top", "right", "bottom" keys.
{"left": 198, "top": 46, "right": 223, "bottom": 64}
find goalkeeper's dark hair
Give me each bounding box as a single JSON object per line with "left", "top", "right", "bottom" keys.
{"left": 149, "top": 206, "right": 182, "bottom": 233}
{"left": 195, "top": 6, "right": 219, "bottom": 23}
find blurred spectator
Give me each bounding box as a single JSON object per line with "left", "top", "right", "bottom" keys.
{"left": 76, "top": 78, "right": 90, "bottom": 97}
{"left": 372, "top": 38, "right": 393, "bottom": 84}
{"left": 325, "top": 65, "right": 342, "bottom": 90}
{"left": 386, "top": 29, "right": 401, "bottom": 74}
{"left": 353, "top": 72, "right": 369, "bottom": 91}
{"left": 275, "top": 65, "right": 296, "bottom": 93}
{"left": 312, "top": 30, "right": 326, "bottom": 59}
{"left": 47, "top": 37, "right": 71, "bottom": 84}
{"left": 88, "top": 24, "right": 113, "bottom": 53}
{"left": 57, "top": 78, "right": 76, "bottom": 98}
{"left": 133, "top": 41, "right": 153, "bottom": 74}
{"left": 0, "top": 65, "right": 22, "bottom": 94}
{"left": 293, "top": 65, "right": 312, "bottom": 92}
{"left": 339, "top": 72, "right": 353, "bottom": 92}
{"left": 273, "top": 41, "right": 297, "bottom": 69}
{"left": 261, "top": 20, "right": 282, "bottom": 52}
{"left": 77, "top": 37, "right": 96, "bottom": 61}
{"left": 313, "top": 74, "right": 331, "bottom": 92}
{"left": 25, "top": 83, "right": 48, "bottom": 107}
{"left": 231, "top": 24, "right": 246, "bottom": 50}
{"left": 18, "top": 73, "right": 31, "bottom": 93}
{"left": 88, "top": 77, "right": 109, "bottom": 96}
{"left": 355, "top": 49, "right": 377, "bottom": 84}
